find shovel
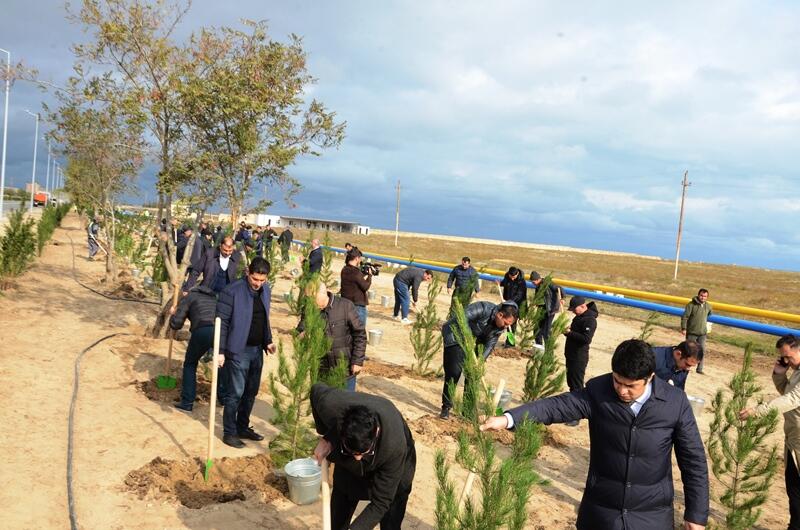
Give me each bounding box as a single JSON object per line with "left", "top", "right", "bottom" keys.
{"left": 497, "top": 291, "right": 516, "bottom": 346}
{"left": 156, "top": 286, "right": 180, "bottom": 390}
{"left": 205, "top": 317, "right": 222, "bottom": 481}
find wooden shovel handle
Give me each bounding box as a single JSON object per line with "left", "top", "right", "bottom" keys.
{"left": 165, "top": 286, "right": 181, "bottom": 376}
{"left": 207, "top": 318, "right": 222, "bottom": 468}
{"left": 321, "top": 459, "right": 331, "bottom": 530}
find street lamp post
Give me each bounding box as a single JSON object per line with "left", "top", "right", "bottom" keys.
{"left": 0, "top": 48, "right": 11, "bottom": 220}
{"left": 44, "top": 138, "right": 50, "bottom": 197}
{"left": 24, "top": 110, "right": 39, "bottom": 212}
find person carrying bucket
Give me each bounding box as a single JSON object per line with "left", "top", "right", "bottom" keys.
{"left": 216, "top": 257, "right": 276, "bottom": 448}
{"left": 169, "top": 285, "right": 218, "bottom": 412}
{"left": 311, "top": 382, "right": 416, "bottom": 530}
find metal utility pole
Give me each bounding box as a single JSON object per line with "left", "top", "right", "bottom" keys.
{"left": 45, "top": 139, "right": 50, "bottom": 196}
{"left": 0, "top": 48, "right": 11, "bottom": 220}
{"left": 673, "top": 170, "right": 691, "bottom": 280}
{"left": 24, "top": 110, "right": 39, "bottom": 212}
{"left": 394, "top": 180, "right": 400, "bottom": 247}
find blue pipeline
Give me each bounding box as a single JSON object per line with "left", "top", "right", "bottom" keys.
{"left": 297, "top": 242, "right": 800, "bottom": 337}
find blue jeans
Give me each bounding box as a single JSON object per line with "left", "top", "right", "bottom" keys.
{"left": 393, "top": 278, "right": 410, "bottom": 318}
{"left": 346, "top": 375, "right": 357, "bottom": 392}
{"left": 178, "top": 325, "right": 214, "bottom": 408}
{"left": 354, "top": 305, "right": 367, "bottom": 327}
{"left": 222, "top": 345, "right": 263, "bottom": 436}
{"left": 88, "top": 237, "right": 99, "bottom": 257}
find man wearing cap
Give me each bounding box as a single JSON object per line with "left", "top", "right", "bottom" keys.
{"left": 530, "top": 271, "right": 561, "bottom": 344}
{"left": 653, "top": 341, "right": 703, "bottom": 391}
{"left": 563, "top": 296, "right": 599, "bottom": 417}
{"left": 439, "top": 300, "right": 519, "bottom": 419}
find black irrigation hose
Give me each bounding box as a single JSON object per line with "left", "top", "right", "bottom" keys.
{"left": 66, "top": 232, "right": 160, "bottom": 305}
{"left": 67, "top": 332, "right": 131, "bottom": 530}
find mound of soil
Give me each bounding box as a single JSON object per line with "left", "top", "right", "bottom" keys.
{"left": 137, "top": 376, "right": 212, "bottom": 404}
{"left": 366, "top": 359, "right": 439, "bottom": 382}
{"left": 492, "top": 346, "right": 530, "bottom": 360}
{"left": 124, "top": 454, "right": 282, "bottom": 509}
{"left": 409, "top": 414, "right": 515, "bottom": 446}
{"left": 106, "top": 281, "right": 149, "bottom": 300}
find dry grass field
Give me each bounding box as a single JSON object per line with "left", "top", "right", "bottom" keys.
{"left": 291, "top": 227, "right": 800, "bottom": 354}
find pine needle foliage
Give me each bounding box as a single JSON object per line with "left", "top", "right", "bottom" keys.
{"left": 514, "top": 274, "right": 554, "bottom": 350}
{"left": 707, "top": 345, "right": 779, "bottom": 530}
{"left": 318, "top": 230, "right": 337, "bottom": 289}
{"left": 523, "top": 312, "right": 568, "bottom": 402}
{"left": 409, "top": 275, "right": 444, "bottom": 377}
{"left": 268, "top": 292, "right": 332, "bottom": 468}
{"left": 0, "top": 209, "right": 37, "bottom": 278}
{"left": 638, "top": 312, "right": 660, "bottom": 342}
{"left": 264, "top": 237, "right": 283, "bottom": 288}
{"left": 436, "top": 301, "right": 545, "bottom": 529}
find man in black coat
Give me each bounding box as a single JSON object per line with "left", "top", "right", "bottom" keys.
{"left": 311, "top": 383, "right": 416, "bottom": 530}
{"left": 439, "top": 300, "right": 519, "bottom": 419}
{"left": 495, "top": 266, "right": 527, "bottom": 345}
{"left": 306, "top": 238, "right": 323, "bottom": 274}
{"left": 481, "top": 339, "right": 709, "bottom": 530}
{"left": 530, "top": 271, "right": 560, "bottom": 344}
{"left": 563, "top": 296, "right": 599, "bottom": 398}
{"left": 278, "top": 228, "right": 293, "bottom": 263}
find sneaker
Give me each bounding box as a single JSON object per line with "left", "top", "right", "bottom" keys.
{"left": 237, "top": 426, "right": 264, "bottom": 441}
{"left": 696, "top": 369, "right": 705, "bottom": 375}
{"left": 439, "top": 407, "right": 450, "bottom": 420}
{"left": 173, "top": 402, "right": 193, "bottom": 413}
{"left": 565, "top": 420, "right": 580, "bottom": 427}
{"left": 393, "top": 315, "right": 401, "bottom": 321}
{"left": 401, "top": 318, "right": 412, "bottom": 325}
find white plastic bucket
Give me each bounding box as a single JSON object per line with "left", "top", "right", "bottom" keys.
{"left": 381, "top": 295, "right": 390, "bottom": 308}
{"left": 687, "top": 395, "right": 705, "bottom": 417}
{"left": 367, "top": 290, "right": 376, "bottom": 301}
{"left": 368, "top": 329, "right": 383, "bottom": 346}
{"left": 283, "top": 292, "right": 292, "bottom": 302}
{"left": 491, "top": 388, "right": 513, "bottom": 410}
{"left": 131, "top": 268, "right": 141, "bottom": 278}
{"left": 284, "top": 458, "right": 321, "bottom": 505}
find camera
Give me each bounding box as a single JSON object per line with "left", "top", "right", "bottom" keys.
{"left": 360, "top": 262, "right": 381, "bottom": 276}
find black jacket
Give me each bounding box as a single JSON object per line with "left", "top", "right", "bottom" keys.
{"left": 447, "top": 265, "right": 479, "bottom": 292}
{"left": 442, "top": 301, "right": 504, "bottom": 359}
{"left": 307, "top": 247, "right": 323, "bottom": 273}
{"left": 170, "top": 286, "right": 217, "bottom": 331}
{"left": 297, "top": 294, "right": 367, "bottom": 371}
{"left": 311, "top": 383, "right": 415, "bottom": 530}
{"left": 278, "top": 229, "right": 293, "bottom": 247}
{"left": 565, "top": 301, "right": 598, "bottom": 356}
{"left": 500, "top": 273, "right": 527, "bottom": 306}
{"left": 537, "top": 282, "right": 560, "bottom": 315}
{"left": 184, "top": 247, "right": 242, "bottom": 291}
{"left": 508, "top": 374, "right": 709, "bottom": 529}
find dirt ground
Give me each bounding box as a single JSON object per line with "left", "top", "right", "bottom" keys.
{"left": 0, "top": 213, "right": 791, "bottom": 529}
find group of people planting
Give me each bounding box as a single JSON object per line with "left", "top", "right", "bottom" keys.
{"left": 160, "top": 227, "right": 800, "bottom": 530}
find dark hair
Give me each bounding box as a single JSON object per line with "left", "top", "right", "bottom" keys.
{"left": 346, "top": 247, "right": 363, "bottom": 263}
{"left": 345, "top": 242, "right": 353, "bottom": 248}
{"left": 676, "top": 340, "right": 703, "bottom": 361}
{"left": 698, "top": 288, "right": 709, "bottom": 296}
{"left": 249, "top": 256, "right": 271, "bottom": 275}
{"left": 423, "top": 269, "right": 434, "bottom": 277}
{"left": 777, "top": 335, "right": 800, "bottom": 350}
{"left": 339, "top": 405, "right": 379, "bottom": 453}
{"left": 611, "top": 339, "right": 655, "bottom": 380}
{"left": 507, "top": 266, "right": 520, "bottom": 277}
{"left": 461, "top": 256, "right": 470, "bottom": 263}
{"left": 499, "top": 302, "right": 519, "bottom": 320}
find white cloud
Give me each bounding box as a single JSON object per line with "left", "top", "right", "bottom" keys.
{"left": 583, "top": 190, "right": 674, "bottom": 212}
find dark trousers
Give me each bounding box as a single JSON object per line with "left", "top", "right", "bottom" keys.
{"left": 687, "top": 333, "right": 707, "bottom": 372}
{"left": 536, "top": 311, "right": 555, "bottom": 345}
{"left": 281, "top": 244, "right": 290, "bottom": 263}
{"left": 565, "top": 350, "right": 589, "bottom": 392}
{"left": 441, "top": 343, "right": 484, "bottom": 411}
{"left": 787, "top": 451, "right": 800, "bottom": 530}
{"left": 331, "top": 445, "right": 416, "bottom": 530}
{"left": 222, "top": 345, "right": 263, "bottom": 436}
{"left": 178, "top": 325, "right": 214, "bottom": 408}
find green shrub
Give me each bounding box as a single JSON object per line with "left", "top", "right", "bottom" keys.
{"left": 37, "top": 206, "right": 58, "bottom": 256}
{"left": 0, "top": 209, "right": 37, "bottom": 278}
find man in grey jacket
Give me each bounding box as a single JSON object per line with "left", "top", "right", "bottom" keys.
{"left": 439, "top": 300, "right": 518, "bottom": 419}
{"left": 392, "top": 267, "right": 433, "bottom": 324}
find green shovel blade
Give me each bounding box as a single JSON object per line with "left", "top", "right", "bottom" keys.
{"left": 204, "top": 459, "right": 213, "bottom": 482}
{"left": 505, "top": 330, "right": 516, "bottom": 346}
{"left": 155, "top": 375, "right": 177, "bottom": 390}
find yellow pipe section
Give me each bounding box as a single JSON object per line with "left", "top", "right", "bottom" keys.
{"left": 366, "top": 251, "right": 800, "bottom": 325}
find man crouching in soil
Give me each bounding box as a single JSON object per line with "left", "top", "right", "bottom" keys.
{"left": 311, "top": 382, "right": 416, "bottom": 530}
{"left": 481, "top": 339, "right": 709, "bottom": 530}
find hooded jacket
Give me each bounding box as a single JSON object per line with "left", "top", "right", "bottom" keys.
{"left": 500, "top": 272, "right": 527, "bottom": 306}
{"left": 507, "top": 374, "right": 709, "bottom": 529}
{"left": 170, "top": 286, "right": 217, "bottom": 332}
{"left": 681, "top": 296, "right": 712, "bottom": 336}
{"left": 442, "top": 301, "right": 505, "bottom": 359}
{"left": 565, "top": 301, "right": 599, "bottom": 356}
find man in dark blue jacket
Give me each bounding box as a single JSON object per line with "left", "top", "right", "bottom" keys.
{"left": 481, "top": 339, "right": 709, "bottom": 530}
{"left": 216, "top": 257, "right": 276, "bottom": 448}
{"left": 306, "top": 238, "right": 323, "bottom": 274}
{"left": 183, "top": 236, "right": 241, "bottom": 295}
{"left": 447, "top": 257, "right": 479, "bottom": 317}
{"left": 653, "top": 340, "right": 702, "bottom": 390}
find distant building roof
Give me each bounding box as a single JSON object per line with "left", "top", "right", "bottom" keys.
{"left": 279, "top": 215, "right": 360, "bottom": 225}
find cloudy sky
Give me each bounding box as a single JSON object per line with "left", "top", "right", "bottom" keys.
{"left": 1, "top": 1, "right": 799, "bottom": 270}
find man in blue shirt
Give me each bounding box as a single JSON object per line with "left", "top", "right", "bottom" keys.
{"left": 653, "top": 340, "right": 702, "bottom": 391}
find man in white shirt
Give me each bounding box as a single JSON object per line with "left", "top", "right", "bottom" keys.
{"left": 481, "top": 339, "right": 709, "bottom": 530}
{"left": 184, "top": 236, "right": 242, "bottom": 294}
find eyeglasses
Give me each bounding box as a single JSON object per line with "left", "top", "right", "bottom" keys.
{"left": 341, "top": 437, "right": 377, "bottom": 458}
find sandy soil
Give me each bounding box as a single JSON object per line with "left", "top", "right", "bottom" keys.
{"left": 0, "top": 213, "right": 790, "bottom": 529}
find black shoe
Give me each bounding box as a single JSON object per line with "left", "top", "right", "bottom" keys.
{"left": 173, "top": 402, "right": 193, "bottom": 413}
{"left": 439, "top": 407, "right": 450, "bottom": 420}
{"left": 223, "top": 434, "right": 245, "bottom": 448}
{"left": 565, "top": 420, "right": 580, "bottom": 427}
{"left": 237, "top": 427, "right": 264, "bottom": 441}
{"left": 696, "top": 369, "right": 705, "bottom": 374}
